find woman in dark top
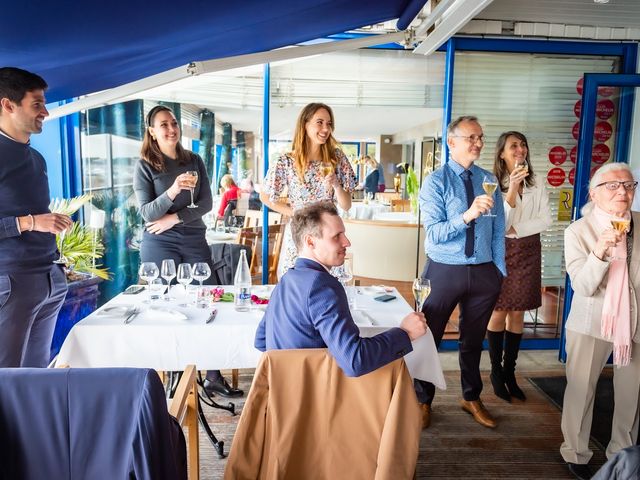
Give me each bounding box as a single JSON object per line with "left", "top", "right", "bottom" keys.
{"left": 133, "top": 105, "right": 241, "bottom": 397}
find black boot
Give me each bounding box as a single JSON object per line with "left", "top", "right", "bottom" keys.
{"left": 504, "top": 331, "right": 526, "bottom": 401}
{"left": 486, "top": 330, "right": 510, "bottom": 402}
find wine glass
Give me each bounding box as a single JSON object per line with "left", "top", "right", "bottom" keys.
{"left": 321, "top": 162, "right": 334, "bottom": 177}
{"left": 161, "top": 259, "right": 176, "bottom": 301}
{"left": 186, "top": 170, "right": 198, "bottom": 208}
{"left": 138, "top": 262, "right": 159, "bottom": 303}
{"left": 176, "top": 263, "right": 193, "bottom": 307}
{"left": 192, "top": 262, "right": 211, "bottom": 308}
{"left": 610, "top": 214, "right": 631, "bottom": 261}
{"left": 412, "top": 278, "right": 431, "bottom": 312}
{"left": 53, "top": 228, "right": 69, "bottom": 264}
{"left": 481, "top": 175, "right": 499, "bottom": 217}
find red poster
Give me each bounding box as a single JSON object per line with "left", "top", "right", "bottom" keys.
{"left": 591, "top": 165, "right": 602, "bottom": 179}
{"left": 548, "top": 146, "right": 567, "bottom": 165}
{"left": 572, "top": 122, "right": 580, "bottom": 140}
{"left": 569, "top": 168, "right": 575, "bottom": 186}
{"left": 574, "top": 100, "right": 582, "bottom": 118}
{"left": 596, "top": 99, "right": 615, "bottom": 120}
{"left": 592, "top": 143, "right": 610, "bottom": 164}
{"left": 547, "top": 168, "right": 566, "bottom": 187}
{"left": 598, "top": 86, "right": 615, "bottom": 97}
{"left": 594, "top": 121, "right": 612, "bottom": 142}
{"left": 577, "top": 77, "right": 583, "bottom": 95}
{"left": 570, "top": 146, "right": 577, "bottom": 163}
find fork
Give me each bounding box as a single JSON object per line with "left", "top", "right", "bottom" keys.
{"left": 123, "top": 307, "right": 140, "bottom": 324}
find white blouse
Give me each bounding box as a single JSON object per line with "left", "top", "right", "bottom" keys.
{"left": 503, "top": 183, "right": 553, "bottom": 239}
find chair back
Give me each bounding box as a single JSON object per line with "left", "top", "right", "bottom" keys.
{"left": 243, "top": 210, "right": 283, "bottom": 228}
{"left": 210, "top": 243, "right": 253, "bottom": 284}
{"left": 235, "top": 192, "right": 251, "bottom": 217}
{"left": 0, "top": 368, "right": 187, "bottom": 480}
{"left": 390, "top": 199, "right": 411, "bottom": 212}
{"left": 224, "top": 349, "right": 421, "bottom": 480}
{"left": 235, "top": 224, "right": 285, "bottom": 283}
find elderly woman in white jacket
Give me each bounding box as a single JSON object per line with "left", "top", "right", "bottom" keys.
{"left": 487, "top": 132, "right": 552, "bottom": 403}
{"left": 560, "top": 162, "right": 640, "bottom": 480}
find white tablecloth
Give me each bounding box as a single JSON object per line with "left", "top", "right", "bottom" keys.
{"left": 56, "top": 285, "right": 445, "bottom": 389}
{"left": 371, "top": 211, "right": 418, "bottom": 223}
{"left": 345, "top": 202, "right": 391, "bottom": 220}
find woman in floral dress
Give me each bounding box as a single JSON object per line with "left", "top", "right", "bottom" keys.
{"left": 260, "top": 102, "right": 356, "bottom": 278}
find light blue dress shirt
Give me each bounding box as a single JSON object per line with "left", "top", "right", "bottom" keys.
{"left": 419, "top": 159, "right": 507, "bottom": 276}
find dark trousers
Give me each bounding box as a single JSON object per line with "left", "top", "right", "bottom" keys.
{"left": 414, "top": 260, "right": 503, "bottom": 403}
{"left": 0, "top": 265, "right": 67, "bottom": 367}
{"left": 141, "top": 227, "right": 215, "bottom": 285}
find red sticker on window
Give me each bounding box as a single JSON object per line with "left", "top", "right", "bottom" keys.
{"left": 570, "top": 146, "right": 577, "bottom": 163}
{"left": 592, "top": 143, "right": 610, "bottom": 164}
{"left": 569, "top": 168, "right": 575, "bottom": 186}
{"left": 549, "top": 146, "right": 567, "bottom": 165}
{"left": 596, "top": 99, "right": 615, "bottom": 120}
{"left": 572, "top": 122, "right": 580, "bottom": 140}
{"left": 547, "top": 168, "right": 566, "bottom": 187}
{"left": 594, "top": 121, "right": 612, "bottom": 142}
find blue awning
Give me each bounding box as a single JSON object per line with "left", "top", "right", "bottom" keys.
{"left": 2, "top": 0, "right": 423, "bottom": 103}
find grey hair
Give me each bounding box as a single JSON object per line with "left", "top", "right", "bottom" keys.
{"left": 447, "top": 116, "right": 479, "bottom": 138}
{"left": 581, "top": 162, "right": 634, "bottom": 215}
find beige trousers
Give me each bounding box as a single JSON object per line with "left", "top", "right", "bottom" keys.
{"left": 560, "top": 330, "right": 640, "bottom": 464}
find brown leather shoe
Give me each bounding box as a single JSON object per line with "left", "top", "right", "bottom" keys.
{"left": 460, "top": 399, "right": 497, "bottom": 428}
{"left": 419, "top": 403, "right": 431, "bottom": 429}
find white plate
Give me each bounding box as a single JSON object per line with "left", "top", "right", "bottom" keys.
{"left": 147, "top": 306, "right": 188, "bottom": 321}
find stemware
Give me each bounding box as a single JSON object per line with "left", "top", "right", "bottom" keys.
{"left": 321, "top": 162, "right": 334, "bottom": 177}
{"left": 176, "top": 263, "right": 193, "bottom": 307}
{"left": 138, "top": 262, "right": 159, "bottom": 303}
{"left": 161, "top": 259, "right": 176, "bottom": 301}
{"left": 192, "top": 262, "right": 212, "bottom": 307}
{"left": 412, "top": 278, "right": 431, "bottom": 312}
{"left": 186, "top": 170, "right": 199, "bottom": 208}
{"left": 610, "top": 214, "right": 631, "bottom": 261}
{"left": 481, "top": 175, "right": 499, "bottom": 217}
{"left": 53, "top": 228, "right": 69, "bottom": 264}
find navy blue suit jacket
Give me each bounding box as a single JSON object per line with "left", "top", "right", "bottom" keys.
{"left": 255, "top": 258, "right": 412, "bottom": 377}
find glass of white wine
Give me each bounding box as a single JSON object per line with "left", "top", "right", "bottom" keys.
{"left": 186, "top": 170, "right": 198, "bottom": 208}
{"left": 610, "top": 214, "right": 631, "bottom": 261}
{"left": 412, "top": 278, "right": 431, "bottom": 312}
{"left": 482, "top": 175, "right": 499, "bottom": 217}
{"left": 321, "top": 162, "right": 334, "bottom": 177}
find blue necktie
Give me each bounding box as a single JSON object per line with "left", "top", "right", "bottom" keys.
{"left": 461, "top": 170, "right": 475, "bottom": 258}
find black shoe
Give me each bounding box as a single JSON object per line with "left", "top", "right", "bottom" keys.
{"left": 203, "top": 378, "right": 244, "bottom": 398}
{"left": 566, "top": 462, "right": 592, "bottom": 480}
{"left": 490, "top": 370, "right": 511, "bottom": 402}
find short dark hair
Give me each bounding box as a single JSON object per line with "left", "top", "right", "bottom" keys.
{"left": 0, "top": 67, "right": 48, "bottom": 105}
{"left": 291, "top": 202, "right": 339, "bottom": 250}
{"left": 447, "top": 115, "right": 479, "bottom": 138}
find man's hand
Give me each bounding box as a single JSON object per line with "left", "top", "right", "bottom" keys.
{"left": 24, "top": 213, "right": 73, "bottom": 234}
{"left": 400, "top": 311, "right": 428, "bottom": 341}
{"left": 463, "top": 194, "right": 493, "bottom": 223}
{"left": 146, "top": 213, "right": 181, "bottom": 234}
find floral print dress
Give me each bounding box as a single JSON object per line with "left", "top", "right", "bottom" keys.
{"left": 264, "top": 149, "right": 356, "bottom": 277}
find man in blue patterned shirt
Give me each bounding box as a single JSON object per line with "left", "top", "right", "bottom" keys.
{"left": 415, "top": 116, "right": 506, "bottom": 430}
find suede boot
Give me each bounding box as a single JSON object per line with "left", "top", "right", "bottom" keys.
{"left": 486, "top": 330, "right": 510, "bottom": 402}
{"left": 504, "top": 331, "right": 526, "bottom": 401}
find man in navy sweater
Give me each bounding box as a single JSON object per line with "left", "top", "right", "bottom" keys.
{"left": 0, "top": 67, "right": 72, "bottom": 367}
{"left": 255, "top": 202, "right": 427, "bottom": 377}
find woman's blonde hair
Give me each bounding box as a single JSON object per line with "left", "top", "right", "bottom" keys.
{"left": 220, "top": 174, "right": 236, "bottom": 189}
{"left": 290, "top": 103, "right": 341, "bottom": 181}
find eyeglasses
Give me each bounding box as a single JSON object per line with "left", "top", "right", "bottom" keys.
{"left": 452, "top": 134, "right": 484, "bottom": 144}
{"left": 595, "top": 180, "right": 638, "bottom": 191}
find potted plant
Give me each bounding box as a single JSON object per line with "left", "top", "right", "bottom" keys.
{"left": 49, "top": 194, "right": 111, "bottom": 359}
{"left": 406, "top": 166, "right": 419, "bottom": 215}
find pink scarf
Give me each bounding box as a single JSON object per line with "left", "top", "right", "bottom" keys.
{"left": 593, "top": 206, "right": 632, "bottom": 367}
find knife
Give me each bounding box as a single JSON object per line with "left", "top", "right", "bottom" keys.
{"left": 123, "top": 307, "right": 140, "bottom": 324}
{"left": 206, "top": 308, "right": 218, "bottom": 324}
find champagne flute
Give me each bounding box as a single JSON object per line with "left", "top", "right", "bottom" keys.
{"left": 192, "top": 262, "right": 211, "bottom": 307}
{"left": 161, "top": 259, "right": 176, "bottom": 301}
{"left": 54, "top": 227, "right": 69, "bottom": 264}
{"left": 176, "top": 263, "right": 193, "bottom": 307}
{"left": 186, "top": 170, "right": 198, "bottom": 208}
{"left": 321, "top": 162, "right": 334, "bottom": 177}
{"left": 412, "top": 278, "right": 431, "bottom": 312}
{"left": 482, "top": 175, "right": 499, "bottom": 217}
{"left": 610, "top": 214, "right": 631, "bottom": 261}
{"left": 138, "top": 262, "right": 159, "bottom": 303}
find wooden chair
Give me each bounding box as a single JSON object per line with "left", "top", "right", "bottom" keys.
{"left": 168, "top": 365, "right": 200, "bottom": 480}
{"left": 235, "top": 224, "right": 285, "bottom": 284}
{"left": 243, "top": 210, "right": 283, "bottom": 228}
{"left": 391, "top": 199, "right": 411, "bottom": 212}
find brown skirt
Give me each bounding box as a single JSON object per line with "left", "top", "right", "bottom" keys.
{"left": 494, "top": 234, "right": 542, "bottom": 311}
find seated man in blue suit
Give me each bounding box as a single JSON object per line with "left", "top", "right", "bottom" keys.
{"left": 255, "top": 201, "right": 427, "bottom": 377}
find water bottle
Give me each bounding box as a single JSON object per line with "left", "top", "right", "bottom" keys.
{"left": 234, "top": 249, "right": 252, "bottom": 312}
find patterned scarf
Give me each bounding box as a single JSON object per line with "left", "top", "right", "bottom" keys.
{"left": 593, "top": 205, "right": 631, "bottom": 367}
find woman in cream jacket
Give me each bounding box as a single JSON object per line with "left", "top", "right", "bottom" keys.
{"left": 560, "top": 162, "right": 640, "bottom": 480}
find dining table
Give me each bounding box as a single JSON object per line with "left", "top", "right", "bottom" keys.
{"left": 56, "top": 285, "right": 446, "bottom": 389}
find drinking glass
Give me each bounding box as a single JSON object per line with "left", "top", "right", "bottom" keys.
{"left": 412, "top": 278, "right": 431, "bottom": 312}
{"left": 176, "top": 263, "right": 193, "bottom": 307}
{"left": 192, "top": 262, "right": 211, "bottom": 307}
{"left": 139, "top": 262, "right": 159, "bottom": 303}
{"left": 321, "top": 162, "right": 334, "bottom": 177}
{"left": 481, "top": 175, "right": 499, "bottom": 217}
{"left": 148, "top": 278, "right": 165, "bottom": 302}
{"left": 161, "top": 259, "right": 176, "bottom": 301}
{"left": 53, "top": 228, "right": 69, "bottom": 264}
{"left": 610, "top": 214, "right": 631, "bottom": 261}
{"left": 186, "top": 170, "right": 198, "bottom": 208}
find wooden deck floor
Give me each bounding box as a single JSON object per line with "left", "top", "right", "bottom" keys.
{"left": 197, "top": 366, "right": 607, "bottom": 479}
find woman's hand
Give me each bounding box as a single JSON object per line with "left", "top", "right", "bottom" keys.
{"left": 167, "top": 173, "right": 197, "bottom": 200}
{"left": 324, "top": 170, "right": 340, "bottom": 190}
{"left": 507, "top": 166, "right": 528, "bottom": 191}
{"left": 593, "top": 228, "right": 623, "bottom": 260}
{"left": 146, "top": 213, "right": 181, "bottom": 234}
